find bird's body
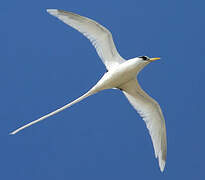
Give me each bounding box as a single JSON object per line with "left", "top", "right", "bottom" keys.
{"left": 95, "top": 57, "right": 147, "bottom": 91}
{"left": 10, "top": 9, "right": 167, "bottom": 172}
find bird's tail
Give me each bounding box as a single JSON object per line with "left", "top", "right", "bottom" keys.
{"left": 10, "top": 87, "right": 98, "bottom": 135}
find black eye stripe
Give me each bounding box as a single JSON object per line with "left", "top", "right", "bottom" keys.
{"left": 139, "top": 56, "right": 148, "bottom": 60}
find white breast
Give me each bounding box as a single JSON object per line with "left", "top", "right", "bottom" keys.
{"left": 94, "top": 58, "right": 144, "bottom": 90}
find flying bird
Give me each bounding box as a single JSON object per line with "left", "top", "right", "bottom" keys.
{"left": 10, "top": 9, "right": 167, "bottom": 172}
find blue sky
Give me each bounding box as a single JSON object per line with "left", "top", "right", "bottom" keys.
{"left": 1, "top": 0, "right": 205, "bottom": 179}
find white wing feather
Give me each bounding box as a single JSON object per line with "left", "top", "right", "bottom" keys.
{"left": 119, "top": 79, "right": 167, "bottom": 172}
{"left": 47, "top": 9, "right": 125, "bottom": 70}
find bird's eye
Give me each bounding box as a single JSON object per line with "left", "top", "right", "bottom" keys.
{"left": 139, "top": 56, "right": 148, "bottom": 61}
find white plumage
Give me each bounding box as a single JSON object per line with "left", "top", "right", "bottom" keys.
{"left": 47, "top": 9, "right": 125, "bottom": 70}
{"left": 10, "top": 9, "right": 167, "bottom": 172}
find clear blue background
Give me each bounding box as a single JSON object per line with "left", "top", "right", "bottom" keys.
{"left": 1, "top": 0, "right": 205, "bottom": 179}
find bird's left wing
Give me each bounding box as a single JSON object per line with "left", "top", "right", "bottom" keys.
{"left": 47, "top": 9, "right": 125, "bottom": 70}
{"left": 119, "top": 79, "right": 167, "bottom": 172}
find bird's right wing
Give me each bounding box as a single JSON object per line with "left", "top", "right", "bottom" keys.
{"left": 47, "top": 9, "right": 125, "bottom": 70}
{"left": 119, "top": 79, "right": 167, "bottom": 172}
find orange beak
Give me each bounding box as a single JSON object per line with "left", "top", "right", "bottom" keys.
{"left": 149, "top": 57, "right": 161, "bottom": 62}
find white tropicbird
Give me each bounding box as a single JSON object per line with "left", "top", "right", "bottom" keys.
{"left": 10, "top": 9, "right": 167, "bottom": 172}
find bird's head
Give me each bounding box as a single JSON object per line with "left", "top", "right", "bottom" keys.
{"left": 132, "top": 56, "right": 161, "bottom": 73}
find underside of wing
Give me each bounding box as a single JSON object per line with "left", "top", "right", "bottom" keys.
{"left": 119, "top": 79, "right": 167, "bottom": 172}
{"left": 47, "top": 9, "right": 125, "bottom": 70}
